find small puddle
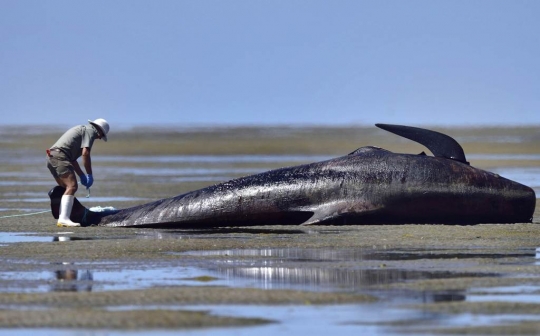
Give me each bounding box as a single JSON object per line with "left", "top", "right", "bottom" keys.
{"left": 0, "top": 232, "right": 133, "bottom": 245}
{"left": 0, "top": 232, "right": 52, "bottom": 244}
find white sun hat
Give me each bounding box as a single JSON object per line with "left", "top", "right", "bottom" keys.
{"left": 88, "top": 118, "right": 110, "bottom": 141}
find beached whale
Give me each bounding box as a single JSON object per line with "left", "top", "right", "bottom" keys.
{"left": 48, "top": 124, "right": 536, "bottom": 227}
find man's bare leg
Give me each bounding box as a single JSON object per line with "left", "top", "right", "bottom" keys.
{"left": 56, "top": 172, "right": 80, "bottom": 227}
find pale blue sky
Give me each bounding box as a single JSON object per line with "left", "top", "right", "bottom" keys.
{"left": 1, "top": 0, "right": 539, "bottom": 128}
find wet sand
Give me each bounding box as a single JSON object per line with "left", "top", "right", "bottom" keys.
{"left": 1, "top": 125, "right": 539, "bottom": 333}
{"left": 1, "top": 208, "right": 540, "bottom": 331}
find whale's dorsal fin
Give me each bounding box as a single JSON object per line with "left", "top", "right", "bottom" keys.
{"left": 375, "top": 123, "right": 469, "bottom": 165}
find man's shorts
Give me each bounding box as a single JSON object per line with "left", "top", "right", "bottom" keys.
{"left": 46, "top": 150, "right": 74, "bottom": 178}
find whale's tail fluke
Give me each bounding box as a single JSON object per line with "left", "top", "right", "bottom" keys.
{"left": 375, "top": 123, "right": 469, "bottom": 165}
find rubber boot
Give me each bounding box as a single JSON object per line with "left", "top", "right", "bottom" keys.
{"left": 57, "top": 195, "right": 81, "bottom": 227}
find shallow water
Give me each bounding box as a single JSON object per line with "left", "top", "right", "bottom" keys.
{"left": 0, "top": 243, "right": 534, "bottom": 298}
{"left": 0, "top": 264, "right": 235, "bottom": 293}
{"left": 467, "top": 285, "right": 540, "bottom": 303}
{"left": 2, "top": 244, "right": 540, "bottom": 334}
{"left": 0, "top": 232, "right": 52, "bottom": 244}
{"left": 178, "top": 247, "right": 531, "bottom": 297}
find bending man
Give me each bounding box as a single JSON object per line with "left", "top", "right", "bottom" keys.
{"left": 46, "top": 118, "right": 110, "bottom": 227}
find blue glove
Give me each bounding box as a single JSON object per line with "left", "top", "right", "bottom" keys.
{"left": 86, "top": 174, "right": 94, "bottom": 188}
{"left": 79, "top": 174, "right": 88, "bottom": 187}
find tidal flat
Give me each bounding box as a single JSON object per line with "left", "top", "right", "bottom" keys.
{"left": 0, "top": 125, "right": 540, "bottom": 335}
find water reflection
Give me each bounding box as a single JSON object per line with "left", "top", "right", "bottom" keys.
{"left": 52, "top": 263, "right": 93, "bottom": 292}
{"left": 52, "top": 236, "right": 97, "bottom": 242}
{"left": 182, "top": 248, "right": 502, "bottom": 304}
{"left": 147, "top": 228, "right": 307, "bottom": 238}
{"left": 213, "top": 266, "right": 491, "bottom": 293}
{"left": 174, "top": 247, "right": 540, "bottom": 308}
{"left": 186, "top": 247, "right": 533, "bottom": 262}
{"left": 51, "top": 238, "right": 94, "bottom": 292}
{"left": 2, "top": 241, "right": 535, "bottom": 316}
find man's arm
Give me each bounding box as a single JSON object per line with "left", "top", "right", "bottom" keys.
{"left": 81, "top": 147, "right": 93, "bottom": 175}
{"left": 80, "top": 147, "right": 94, "bottom": 188}
{"left": 72, "top": 160, "right": 84, "bottom": 176}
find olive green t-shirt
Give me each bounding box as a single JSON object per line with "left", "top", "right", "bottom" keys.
{"left": 50, "top": 124, "right": 100, "bottom": 161}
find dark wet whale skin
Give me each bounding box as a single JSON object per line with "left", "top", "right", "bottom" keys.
{"left": 60, "top": 146, "right": 535, "bottom": 228}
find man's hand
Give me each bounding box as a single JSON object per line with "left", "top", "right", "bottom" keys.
{"left": 86, "top": 174, "right": 94, "bottom": 188}
{"left": 79, "top": 174, "right": 88, "bottom": 187}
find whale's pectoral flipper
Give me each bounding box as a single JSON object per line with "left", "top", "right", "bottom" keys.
{"left": 375, "top": 123, "right": 469, "bottom": 165}
{"left": 298, "top": 201, "right": 383, "bottom": 225}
